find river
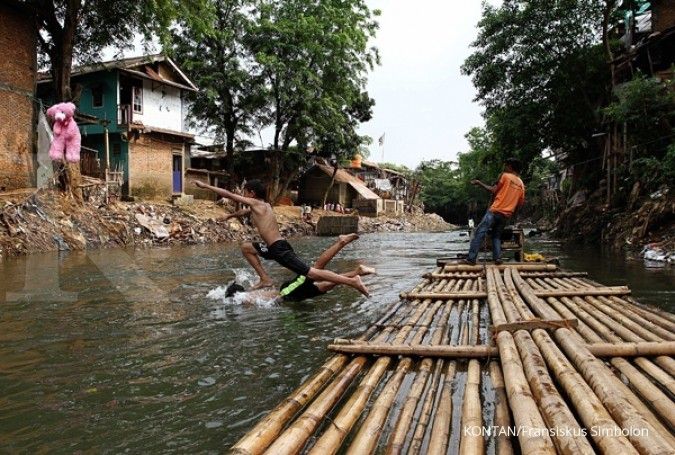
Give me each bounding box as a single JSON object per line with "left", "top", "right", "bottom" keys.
{"left": 0, "top": 232, "right": 672, "bottom": 452}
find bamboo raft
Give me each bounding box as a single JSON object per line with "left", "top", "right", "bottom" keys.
{"left": 231, "top": 262, "right": 675, "bottom": 454}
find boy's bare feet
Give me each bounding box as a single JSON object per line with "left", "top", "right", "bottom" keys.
{"left": 353, "top": 275, "right": 369, "bottom": 297}
{"left": 339, "top": 233, "right": 359, "bottom": 245}
{"left": 357, "top": 264, "right": 376, "bottom": 276}
{"left": 250, "top": 280, "right": 274, "bottom": 290}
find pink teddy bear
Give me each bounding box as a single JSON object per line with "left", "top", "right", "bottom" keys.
{"left": 47, "top": 102, "right": 81, "bottom": 162}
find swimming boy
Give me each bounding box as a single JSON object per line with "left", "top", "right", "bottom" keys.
{"left": 195, "top": 179, "right": 369, "bottom": 296}
{"left": 225, "top": 233, "right": 375, "bottom": 304}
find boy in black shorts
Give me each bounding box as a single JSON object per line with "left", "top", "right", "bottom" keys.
{"left": 195, "top": 179, "right": 369, "bottom": 296}
{"left": 225, "top": 233, "right": 375, "bottom": 303}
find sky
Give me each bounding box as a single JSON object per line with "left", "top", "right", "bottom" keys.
{"left": 110, "top": 1, "right": 488, "bottom": 170}
{"left": 358, "top": 1, "right": 486, "bottom": 169}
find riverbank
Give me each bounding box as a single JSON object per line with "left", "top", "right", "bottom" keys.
{"left": 0, "top": 188, "right": 451, "bottom": 258}
{"left": 542, "top": 185, "right": 674, "bottom": 262}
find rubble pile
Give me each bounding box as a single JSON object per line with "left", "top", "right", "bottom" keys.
{"left": 359, "top": 212, "right": 451, "bottom": 233}
{"left": 0, "top": 189, "right": 449, "bottom": 258}
{"left": 552, "top": 184, "right": 674, "bottom": 261}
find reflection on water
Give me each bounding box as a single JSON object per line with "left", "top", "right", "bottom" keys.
{"left": 0, "top": 232, "right": 672, "bottom": 452}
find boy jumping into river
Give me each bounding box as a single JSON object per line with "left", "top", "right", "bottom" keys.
{"left": 195, "top": 179, "right": 369, "bottom": 296}
{"left": 225, "top": 233, "right": 376, "bottom": 303}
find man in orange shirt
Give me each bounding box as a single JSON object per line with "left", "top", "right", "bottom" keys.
{"left": 464, "top": 158, "right": 525, "bottom": 265}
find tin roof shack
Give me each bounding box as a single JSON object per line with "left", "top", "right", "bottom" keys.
{"left": 614, "top": 1, "right": 675, "bottom": 82}
{"left": 37, "top": 54, "right": 197, "bottom": 200}
{"left": 349, "top": 159, "right": 410, "bottom": 202}
{"left": 299, "top": 163, "right": 381, "bottom": 215}
{"left": 0, "top": 3, "right": 37, "bottom": 191}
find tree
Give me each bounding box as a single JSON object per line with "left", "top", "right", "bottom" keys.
{"left": 171, "top": 0, "right": 266, "bottom": 181}
{"left": 249, "top": 0, "right": 380, "bottom": 201}
{"left": 11, "top": 0, "right": 211, "bottom": 101}
{"left": 461, "top": 0, "right": 610, "bottom": 176}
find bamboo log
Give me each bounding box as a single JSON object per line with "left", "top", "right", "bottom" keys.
{"left": 386, "top": 295, "right": 458, "bottom": 455}
{"left": 492, "top": 319, "right": 578, "bottom": 334}
{"left": 459, "top": 359, "right": 484, "bottom": 455}
{"left": 401, "top": 286, "right": 631, "bottom": 301}
{"left": 310, "top": 292, "right": 444, "bottom": 454}
{"left": 346, "top": 283, "right": 454, "bottom": 454}
{"left": 408, "top": 299, "right": 457, "bottom": 454}
{"left": 328, "top": 343, "right": 499, "bottom": 358}
{"left": 439, "top": 262, "right": 558, "bottom": 271}
{"left": 511, "top": 270, "right": 675, "bottom": 453}
{"left": 426, "top": 361, "right": 457, "bottom": 454}
{"left": 498, "top": 269, "right": 595, "bottom": 454}
{"left": 489, "top": 361, "right": 514, "bottom": 455}
{"left": 587, "top": 341, "right": 675, "bottom": 357}
{"left": 609, "top": 357, "right": 675, "bottom": 429}
{"left": 597, "top": 296, "right": 675, "bottom": 341}
{"left": 485, "top": 268, "right": 556, "bottom": 454}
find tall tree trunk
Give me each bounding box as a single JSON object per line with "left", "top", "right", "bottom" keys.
{"left": 44, "top": 0, "right": 82, "bottom": 201}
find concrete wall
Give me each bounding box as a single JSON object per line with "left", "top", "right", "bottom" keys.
{"left": 132, "top": 80, "right": 184, "bottom": 132}
{"left": 128, "top": 135, "right": 176, "bottom": 199}
{"left": 184, "top": 170, "right": 214, "bottom": 200}
{"left": 0, "top": 4, "right": 36, "bottom": 191}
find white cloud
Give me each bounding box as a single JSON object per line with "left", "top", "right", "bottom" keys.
{"left": 359, "top": 0, "right": 485, "bottom": 168}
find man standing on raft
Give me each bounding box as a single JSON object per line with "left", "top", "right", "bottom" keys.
{"left": 463, "top": 157, "right": 525, "bottom": 265}
{"left": 195, "top": 179, "right": 369, "bottom": 296}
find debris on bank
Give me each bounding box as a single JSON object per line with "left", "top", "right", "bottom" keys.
{"left": 0, "top": 188, "right": 451, "bottom": 258}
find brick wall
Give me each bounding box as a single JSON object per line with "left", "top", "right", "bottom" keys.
{"left": 652, "top": 1, "right": 675, "bottom": 33}
{"left": 0, "top": 4, "right": 37, "bottom": 191}
{"left": 128, "top": 134, "right": 176, "bottom": 199}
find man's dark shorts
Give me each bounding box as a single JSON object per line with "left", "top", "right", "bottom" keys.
{"left": 279, "top": 275, "right": 325, "bottom": 302}
{"left": 253, "top": 239, "right": 311, "bottom": 276}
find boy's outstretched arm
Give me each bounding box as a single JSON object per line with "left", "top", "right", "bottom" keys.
{"left": 195, "top": 181, "right": 259, "bottom": 206}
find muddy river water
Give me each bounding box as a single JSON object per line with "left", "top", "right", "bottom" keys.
{"left": 0, "top": 232, "right": 672, "bottom": 452}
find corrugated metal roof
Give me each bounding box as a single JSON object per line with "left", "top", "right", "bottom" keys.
{"left": 314, "top": 164, "right": 380, "bottom": 200}
{"left": 38, "top": 54, "right": 198, "bottom": 92}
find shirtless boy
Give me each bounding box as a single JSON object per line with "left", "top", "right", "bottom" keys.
{"left": 195, "top": 179, "right": 369, "bottom": 296}
{"left": 225, "top": 234, "right": 376, "bottom": 304}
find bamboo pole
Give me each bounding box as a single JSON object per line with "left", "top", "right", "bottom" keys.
{"left": 485, "top": 268, "right": 557, "bottom": 454}
{"left": 510, "top": 270, "right": 675, "bottom": 454}
{"left": 328, "top": 343, "right": 499, "bottom": 358}
{"left": 386, "top": 291, "right": 458, "bottom": 455}
{"left": 408, "top": 299, "right": 457, "bottom": 454}
{"left": 440, "top": 263, "right": 558, "bottom": 272}
{"left": 426, "top": 291, "right": 471, "bottom": 455}
{"left": 459, "top": 359, "right": 484, "bottom": 455}
{"left": 597, "top": 296, "right": 675, "bottom": 341}
{"left": 231, "top": 286, "right": 420, "bottom": 455}
{"left": 401, "top": 286, "right": 631, "bottom": 301}
{"left": 489, "top": 360, "right": 514, "bottom": 455}
{"left": 498, "top": 269, "right": 595, "bottom": 455}
{"left": 459, "top": 295, "right": 484, "bottom": 455}
{"left": 328, "top": 341, "right": 675, "bottom": 359}
{"left": 346, "top": 298, "right": 448, "bottom": 454}
{"left": 308, "top": 291, "right": 444, "bottom": 455}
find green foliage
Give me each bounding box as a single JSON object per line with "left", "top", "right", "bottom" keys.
{"left": 461, "top": 0, "right": 609, "bottom": 177}
{"left": 17, "top": 0, "right": 212, "bottom": 100}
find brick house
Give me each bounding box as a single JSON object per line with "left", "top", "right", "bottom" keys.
{"left": 0, "top": 3, "right": 37, "bottom": 191}
{"left": 38, "top": 54, "right": 198, "bottom": 199}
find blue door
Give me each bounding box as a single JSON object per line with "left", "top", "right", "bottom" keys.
{"left": 172, "top": 154, "right": 182, "bottom": 193}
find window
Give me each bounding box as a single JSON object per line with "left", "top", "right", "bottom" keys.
{"left": 92, "top": 85, "right": 104, "bottom": 108}
{"left": 132, "top": 85, "right": 143, "bottom": 113}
